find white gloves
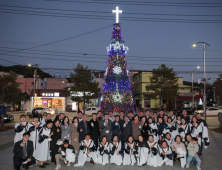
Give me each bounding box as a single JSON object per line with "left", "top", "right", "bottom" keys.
{"left": 104, "top": 122, "right": 107, "bottom": 126}
{"left": 123, "top": 123, "right": 126, "bottom": 128}
{"left": 61, "top": 151, "right": 65, "bottom": 156}
{"left": 139, "top": 125, "right": 142, "bottom": 129}
{"left": 204, "top": 146, "right": 208, "bottom": 149}
{"left": 91, "top": 122, "right": 94, "bottom": 127}
{"left": 47, "top": 138, "right": 52, "bottom": 141}
{"left": 105, "top": 130, "right": 110, "bottom": 133}
{"left": 115, "top": 122, "right": 119, "bottom": 126}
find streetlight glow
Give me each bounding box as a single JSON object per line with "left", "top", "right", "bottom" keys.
{"left": 28, "top": 64, "right": 32, "bottom": 67}
{"left": 192, "top": 43, "right": 197, "bottom": 47}
{"left": 197, "top": 66, "right": 200, "bottom": 69}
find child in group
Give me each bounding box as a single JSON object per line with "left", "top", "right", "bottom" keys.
{"left": 109, "top": 135, "right": 123, "bottom": 165}
{"left": 55, "top": 139, "right": 75, "bottom": 170}
{"left": 147, "top": 135, "right": 158, "bottom": 167}
{"left": 97, "top": 136, "right": 110, "bottom": 165}
{"left": 14, "top": 114, "right": 29, "bottom": 144}
{"left": 158, "top": 140, "right": 173, "bottom": 166}
{"left": 186, "top": 137, "right": 201, "bottom": 170}
{"left": 123, "top": 136, "right": 138, "bottom": 166}
{"left": 136, "top": 135, "right": 149, "bottom": 167}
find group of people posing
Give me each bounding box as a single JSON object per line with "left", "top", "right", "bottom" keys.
{"left": 13, "top": 109, "right": 210, "bottom": 170}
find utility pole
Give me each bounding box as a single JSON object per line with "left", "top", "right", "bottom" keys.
{"left": 32, "top": 64, "right": 39, "bottom": 110}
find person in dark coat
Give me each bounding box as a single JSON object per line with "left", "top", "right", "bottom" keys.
{"left": 13, "top": 132, "right": 35, "bottom": 170}
{"left": 157, "top": 110, "right": 165, "bottom": 119}
{"left": 181, "top": 109, "right": 190, "bottom": 124}
{"left": 50, "top": 119, "right": 61, "bottom": 164}
{"left": 77, "top": 114, "right": 90, "bottom": 143}
{"left": 111, "top": 115, "right": 121, "bottom": 140}
{"left": 157, "top": 117, "right": 167, "bottom": 137}
{"left": 100, "top": 114, "right": 112, "bottom": 142}
{"left": 121, "top": 116, "right": 132, "bottom": 143}
{"left": 88, "top": 113, "right": 100, "bottom": 147}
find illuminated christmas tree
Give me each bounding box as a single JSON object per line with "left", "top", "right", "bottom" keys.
{"left": 100, "top": 7, "right": 134, "bottom": 113}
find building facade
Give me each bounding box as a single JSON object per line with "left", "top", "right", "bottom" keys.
{"left": 133, "top": 71, "right": 203, "bottom": 111}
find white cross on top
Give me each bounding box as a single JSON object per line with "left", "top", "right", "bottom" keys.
{"left": 112, "top": 6, "right": 122, "bottom": 23}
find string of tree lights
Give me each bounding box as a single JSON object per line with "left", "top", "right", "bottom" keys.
{"left": 99, "top": 23, "right": 134, "bottom": 113}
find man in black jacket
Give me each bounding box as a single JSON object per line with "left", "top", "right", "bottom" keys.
{"left": 88, "top": 113, "right": 100, "bottom": 147}
{"left": 121, "top": 116, "right": 132, "bottom": 144}
{"left": 111, "top": 115, "right": 121, "bottom": 140}
{"left": 13, "top": 132, "right": 35, "bottom": 170}
{"left": 77, "top": 114, "right": 90, "bottom": 143}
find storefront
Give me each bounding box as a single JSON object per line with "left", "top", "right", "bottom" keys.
{"left": 30, "top": 89, "right": 67, "bottom": 111}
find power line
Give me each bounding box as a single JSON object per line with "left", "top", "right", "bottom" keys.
{"left": 0, "top": 46, "right": 221, "bottom": 60}
{"left": 2, "top": 53, "right": 222, "bottom": 67}
{"left": 1, "top": 4, "right": 222, "bottom": 17}
{"left": 1, "top": 41, "right": 222, "bottom": 52}
{"left": 0, "top": 24, "right": 112, "bottom": 56}
{"left": 41, "top": 0, "right": 222, "bottom": 7}
{"left": 1, "top": 8, "right": 222, "bottom": 23}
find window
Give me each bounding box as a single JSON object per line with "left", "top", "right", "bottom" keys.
{"left": 86, "top": 108, "right": 91, "bottom": 111}
{"left": 92, "top": 108, "right": 97, "bottom": 110}
{"left": 52, "top": 98, "right": 64, "bottom": 108}
{"left": 32, "top": 82, "right": 34, "bottom": 85}
{"left": 146, "top": 86, "right": 150, "bottom": 91}
{"left": 62, "top": 81, "right": 65, "bottom": 83}
{"left": 41, "top": 83, "right": 43, "bottom": 86}
{"left": 27, "top": 89, "right": 31, "bottom": 93}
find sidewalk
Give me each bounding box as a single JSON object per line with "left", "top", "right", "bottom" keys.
{"left": 0, "top": 130, "right": 222, "bottom": 170}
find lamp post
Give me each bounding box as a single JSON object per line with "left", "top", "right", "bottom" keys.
{"left": 192, "top": 42, "right": 210, "bottom": 121}
{"left": 28, "top": 64, "right": 39, "bottom": 109}
{"left": 191, "top": 66, "right": 200, "bottom": 110}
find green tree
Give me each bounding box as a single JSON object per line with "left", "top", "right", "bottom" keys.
{"left": 144, "top": 64, "right": 179, "bottom": 110}
{"left": 69, "top": 63, "right": 100, "bottom": 113}
{"left": 0, "top": 71, "right": 23, "bottom": 126}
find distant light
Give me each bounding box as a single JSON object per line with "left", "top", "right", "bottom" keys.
{"left": 28, "top": 64, "right": 32, "bottom": 67}
{"left": 197, "top": 66, "right": 200, "bottom": 69}
{"left": 192, "top": 43, "right": 197, "bottom": 47}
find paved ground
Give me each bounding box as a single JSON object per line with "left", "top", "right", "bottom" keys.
{"left": 0, "top": 130, "right": 222, "bottom": 170}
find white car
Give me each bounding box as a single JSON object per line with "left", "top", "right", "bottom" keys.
{"left": 82, "top": 107, "right": 98, "bottom": 116}
{"left": 206, "top": 108, "right": 222, "bottom": 116}
{"left": 26, "top": 107, "right": 55, "bottom": 116}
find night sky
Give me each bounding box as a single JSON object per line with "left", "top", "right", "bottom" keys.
{"left": 0, "top": 0, "right": 222, "bottom": 83}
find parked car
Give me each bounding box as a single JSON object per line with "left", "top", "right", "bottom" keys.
{"left": 0, "top": 113, "right": 14, "bottom": 122}
{"left": 194, "top": 107, "right": 222, "bottom": 116}
{"left": 206, "top": 108, "right": 222, "bottom": 116}
{"left": 26, "top": 107, "right": 55, "bottom": 116}
{"left": 177, "top": 107, "right": 195, "bottom": 115}
{"left": 82, "top": 107, "right": 98, "bottom": 116}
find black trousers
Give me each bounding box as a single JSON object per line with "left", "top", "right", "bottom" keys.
{"left": 173, "top": 151, "right": 177, "bottom": 162}
{"left": 13, "top": 156, "right": 35, "bottom": 170}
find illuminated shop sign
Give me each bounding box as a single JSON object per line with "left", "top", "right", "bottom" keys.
{"left": 42, "top": 92, "right": 60, "bottom": 97}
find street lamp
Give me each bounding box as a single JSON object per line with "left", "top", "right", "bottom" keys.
{"left": 192, "top": 42, "right": 210, "bottom": 121}
{"left": 191, "top": 66, "right": 200, "bottom": 110}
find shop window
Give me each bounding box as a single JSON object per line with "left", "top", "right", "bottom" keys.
{"left": 52, "top": 98, "right": 64, "bottom": 108}
{"left": 62, "top": 81, "right": 65, "bottom": 83}
{"left": 146, "top": 86, "right": 150, "bottom": 91}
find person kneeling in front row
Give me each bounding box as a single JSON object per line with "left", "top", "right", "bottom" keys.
{"left": 55, "top": 139, "right": 76, "bottom": 170}
{"left": 13, "top": 132, "right": 35, "bottom": 170}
